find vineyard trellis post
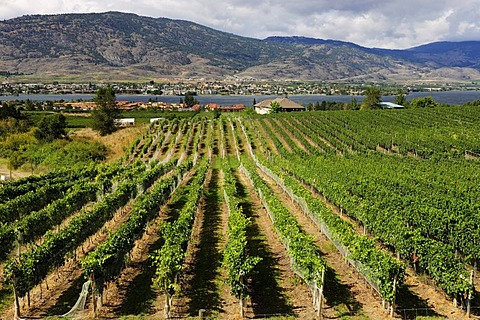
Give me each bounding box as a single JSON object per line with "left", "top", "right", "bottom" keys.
{"left": 239, "top": 274, "right": 244, "bottom": 319}
{"left": 13, "top": 277, "right": 21, "bottom": 320}
{"left": 14, "top": 227, "right": 23, "bottom": 318}
{"left": 390, "top": 277, "right": 397, "bottom": 317}
{"left": 316, "top": 268, "right": 325, "bottom": 319}
{"left": 467, "top": 270, "right": 473, "bottom": 318}
{"left": 164, "top": 278, "right": 171, "bottom": 318}
{"left": 90, "top": 273, "right": 98, "bottom": 318}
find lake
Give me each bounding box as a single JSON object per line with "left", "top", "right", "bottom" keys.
{"left": 1, "top": 90, "right": 480, "bottom": 106}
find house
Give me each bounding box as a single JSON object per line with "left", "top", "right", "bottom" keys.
{"left": 62, "top": 101, "right": 97, "bottom": 110}
{"left": 217, "top": 104, "right": 246, "bottom": 112}
{"left": 117, "top": 101, "right": 142, "bottom": 110}
{"left": 254, "top": 98, "right": 305, "bottom": 114}
{"left": 205, "top": 103, "right": 221, "bottom": 111}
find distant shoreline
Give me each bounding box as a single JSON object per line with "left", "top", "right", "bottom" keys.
{"left": 1, "top": 90, "right": 479, "bottom": 105}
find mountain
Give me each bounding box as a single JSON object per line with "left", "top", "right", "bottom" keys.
{"left": 402, "top": 41, "right": 480, "bottom": 69}
{"left": 266, "top": 36, "right": 480, "bottom": 76}
{"left": 0, "top": 12, "right": 479, "bottom": 82}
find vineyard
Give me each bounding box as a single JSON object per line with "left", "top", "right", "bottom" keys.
{"left": 1, "top": 105, "right": 480, "bottom": 319}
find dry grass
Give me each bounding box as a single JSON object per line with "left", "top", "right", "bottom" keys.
{"left": 0, "top": 126, "right": 145, "bottom": 181}
{"left": 0, "top": 158, "right": 34, "bottom": 180}
{"left": 70, "top": 125, "right": 147, "bottom": 162}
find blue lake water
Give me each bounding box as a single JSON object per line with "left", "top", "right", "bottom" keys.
{"left": 1, "top": 90, "right": 480, "bottom": 106}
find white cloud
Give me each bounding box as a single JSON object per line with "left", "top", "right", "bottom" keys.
{"left": 0, "top": 0, "right": 479, "bottom": 49}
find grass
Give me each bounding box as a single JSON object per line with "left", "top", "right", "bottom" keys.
{"left": 25, "top": 109, "right": 197, "bottom": 129}
{"left": 65, "top": 116, "right": 92, "bottom": 128}
{"left": 321, "top": 240, "right": 337, "bottom": 254}
{"left": 0, "top": 157, "right": 8, "bottom": 167}
{"left": 25, "top": 111, "right": 92, "bottom": 128}
{"left": 0, "top": 287, "right": 13, "bottom": 314}
{"left": 120, "top": 110, "right": 197, "bottom": 124}
{"left": 69, "top": 125, "right": 146, "bottom": 163}
{"left": 0, "top": 157, "right": 36, "bottom": 179}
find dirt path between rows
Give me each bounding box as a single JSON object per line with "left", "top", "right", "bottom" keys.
{"left": 0, "top": 200, "right": 138, "bottom": 319}
{"left": 236, "top": 168, "right": 314, "bottom": 319}
{"left": 250, "top": 120, "right": 280, "bottom": 157}
{"left": 149, "top": 125, "right": 171, "bottom": 162}
{"left": 290, "top": 117, "right": 329, "bottom": 153}
{"left": 174, "top": 168, "right": 239, "bottom": 319}
{"left": 303, "top": 117, "right": 344, "bottom": 153}
{"left": 255, "top": 166, "right": 393, "bottom": 319}
{"left": 272, "top": 118, "right": 307, "bottom": 152}
{"left": 262, "top": 118, "right": 293, "bottom": 154}
{"left": 285, "top": 166, "right": 473, "bottom": 319}
{"left": 95, "top": 168, "right": 198, "bottom": 319}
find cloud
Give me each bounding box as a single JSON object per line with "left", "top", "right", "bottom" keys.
{"left": 0, "top": 0, "right": 479, "bottom": 48}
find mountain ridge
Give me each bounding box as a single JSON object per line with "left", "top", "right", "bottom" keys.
{"left": 1, "top": 12, "right": 479, "bottom": 82}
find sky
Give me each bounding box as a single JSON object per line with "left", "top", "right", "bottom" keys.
{"left": 0, "top": 0, "right": 479, "bottom": 49}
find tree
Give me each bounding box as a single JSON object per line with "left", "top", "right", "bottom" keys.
{"left": 320, "top": 101, "right": 327, "bottom": 111}
{"left": 34, "top": 114, "right": 67, "bottom": 142}
{"left": 361, "top": 87, "right": 381, "bottom": 110}
{"left": 0, "top": 104, "right": 22, "bottom": 120}
{"left": 24, "top": 99, "right": 35, "bottom": 111}
{"left": 350, "top": 97, "right": 359, "bottom": 110}
{"left": 8, "top": 151, "right": 23, "bottom": 179}
{"left": 212, "top": 109, "right": 221, "bottom": 119}
{"left": 393, "top": 90, "right": 408, "bottom": 106}
{"left": 91, "top": 86, "right": 120, "bottom": 136}
{"left": 184, "top": 92, "right": 198, "bottom": 108}
{"left": 269, "top": 101, "right": 281, "bottom": 114}
{"left": 409, "top": 96, "right": 437, "bottom": 108}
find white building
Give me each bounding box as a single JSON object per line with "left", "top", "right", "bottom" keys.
{"left": 114, "top": 118, "right": 135, "bottom": 127}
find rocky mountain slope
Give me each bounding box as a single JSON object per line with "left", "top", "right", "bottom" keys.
{"left": 0, "top": 12, "right": 479, "bottom": 82}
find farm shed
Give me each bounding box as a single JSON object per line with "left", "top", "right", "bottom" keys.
{"left": 115, "top": 118, "right": 135, "bottom": 127}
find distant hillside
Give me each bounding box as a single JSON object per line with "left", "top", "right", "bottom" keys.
{"left": 263, "top": 36, "right": 365, "bottom": 49}
{"left": 403, "top": 41, "right": 480, "bottom": 68}
{"left": 0, "top": 12, "right": 295, "bottom": 80}
{"left": 0, "top": 12, "right": 479, "bottom": 82}
{"left": 266, "top": 36, "right": 480, "bottom": 69}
